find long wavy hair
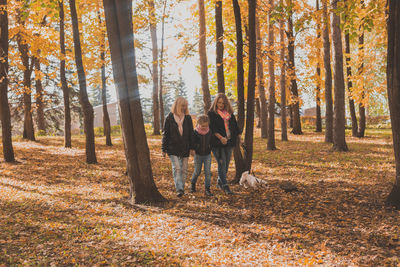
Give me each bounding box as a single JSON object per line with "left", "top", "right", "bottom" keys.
{"left": 209, "top": 93, "right": 234, "bottom": 114}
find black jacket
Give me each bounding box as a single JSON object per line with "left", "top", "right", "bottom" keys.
{"left": 193, "top": 130, "right": 213, "bottom": 156}
{"left": 162, "top": 112, "right": 194, "bottom": 157}
{"left": 208, "top": 110, "right": 241, "bottom": 147}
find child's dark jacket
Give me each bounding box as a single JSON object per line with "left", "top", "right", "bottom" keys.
{"left": 193, "top": 130, "right": 213, "bottom": 156}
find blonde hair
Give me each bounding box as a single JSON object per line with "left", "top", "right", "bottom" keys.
{"left": 209, "top": 93, "right": 234, "bottom": 114}
{"left": 196, "top": 114, "right": 209, "bottom": 126}
{"left": 171, "top": 96, "right": 189, "bottom": 116}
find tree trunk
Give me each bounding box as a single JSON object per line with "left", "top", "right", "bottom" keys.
{"left": 358, "top": 2, "right": 366, "bottom": 138}
{"left": 287, "top": 2, "right": 302, "bottom": 135}
{"left": 386, "top": 0, "right": 400, "bottom": 209}
{"left": 244, "top": 0, "right": 257, "bottom": 171}
{"left": 198, "top": 0, "right": 211, "bottom": 113}
{"left": 215, "top": 0, "right": 225, "bottom": 94}
{"left": 159, "top": 0, "right": 167, "bottom": 125}
{"left": 0, "top": 0, "right": 15, "bottom": 162}
{"left": 267, "top": 0, "right": 276, "bottom": 150}
{"left": 279, "top": 1, "right": 288, "bottom": 141}
{"left": 232, "top": 0, "right": 247, "bottom": 182}
{"left": 34, "top": 58, "right": 46, "bottom": 133}
{"left": 149, "top": 0, "right": 160, "bottom": 135}
{"left": 331, "top": 0, "right": 348, "bottom": 151}
{"left": 315, "top": 0, "right": 322, "bottom": 133}
{"left": 98, "top": 9, "right": 112, "bottom": 146}
{"left": 69, "top": 0, "right": 97, "bottom": 163}
{"left": 289, "top": 105, "right": 293, "bottom": 128}
{"left": 345, "top": 32, "right": 358, "bottom": 137}
{"left": 103, "top": 0, "right": 166, "bottom": 204}
{"left": 322, "top": 0, "right": 333, "bottom": 143}
{"left": 59, "top": 0, "right": 72, "bottom": 148}
{"left": 256, "top": 15, "right": 268, "bottom": 138}
{"left": 255, "top": 98, "right": 261, "bottom": 128}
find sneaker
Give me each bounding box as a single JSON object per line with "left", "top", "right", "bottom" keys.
{"left": 205, "top": 189, "right": 213, "bottom": 197}
{"left": 177, "top": 190, "right": 184, "bottom": 197}
{"left": 223, "top": 185, "right": 234, "bottom": 195}
{"left": 190, "top": 183, "right": 196, "bottom": 193}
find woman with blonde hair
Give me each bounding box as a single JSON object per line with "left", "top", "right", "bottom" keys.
{"left": 208, "top": 93, "right": 241, "bottom": 194}
{"left": 162, "top": 96, "right": 194, "bottom": 197}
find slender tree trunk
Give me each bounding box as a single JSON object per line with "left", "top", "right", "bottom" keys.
{"left": 215, "top": 0, "right": 225, "bottom": 94}
{"left": 267, "top": 0, "right": 276, "bottom": 150}
{"left": 97, "top": 9, "right": 112, "bottom": 146}
{"left": 322, "top": 0, "right": 333, "bottom": 142}
{"left": 289, "top": 105, "right": 293, "bottom": 128}
{"left": 331, "top": 0, "right": 348, "bottom": 151}
{"left": 103, "top": 0, "right": 166, "bottom": 203}
{"left": 280, "top": 1, "right": 288, "bottom": 141}
{"left": 386, "top": 0, "right": 400, "bottom": 209}
{"left": 148, "top": 0, "right": 160, "bottom": 135}
{"left": 159, "top": 0, "right": 167, "bottom": 126}
{"left": 315, "top": 0, "right": 322, "bottom": 132}
{"left": 255, "top": 98, "right": 261, "bottom": 128}
{"left": 287, "top": 2, "right": 302, "bottom": 135}
{"left": 232, "top": 0, "right": 246, "bottom": 181}
{"left": 345, "top": 32, "right": 358, "bottom": 137}
{"left": 59, "top": 0, "right": 71, "bottom": 148}
{"left": 244, "top": 0, "right": 257, "bottom": 171}
{"left": 256, "top": 15, "right": 268, "bottom": 138}
{"left": 198, "top": 0, "right": 211, "bottom": 112}
{"left": 34, "top": 58, "right": 46, "bottom": 133}
{"left": 0, "top": 0, "right": 15, "bottom": 162}
{"left": 69, "top": 0, "right": 97, "bottom": 163}
{"left": 358, "top": 1, "right": 366, "bottom": 138}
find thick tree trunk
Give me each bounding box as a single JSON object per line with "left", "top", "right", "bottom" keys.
{"left": 244, "top": 0, "right": 257, "bottom": 171}
{"left": 0, "top": 0, "right": 15, "bottom": 162}
{"left": 59, "top": 0, "right": 71, "bottom": 148}
{"left": 279, "top": 3, "right": 288, "bottom": 141}
{"left": 103, "top": 0, "right": 166, "bottom": 204}
{"left": 315, "top": 0, "right": 322, "bottom": 133}
{"left": 159, "top": 0, "right": 167, "bottom": 125}
{"left": 215, "top": 0, "right": 225, "bottom": 94}
{"left": 386, "top": 0, "right": 400, "bottom": 209}
{"left": 267, "top": 0, "right": 276, "bottom": 150}
{"left": 358, "top": 8, "right": 366, "bottom": 138}
{"left": 256, "top": 15, "right": 268, "bottom": 138}
{"left": 232, "top": 0, "right": 246, "bottom": 182}
{"left": 34, "top": 58, "right": 46, "bottom": 133}
{"left": 149, "top": 0, "right": 160, "bottom": 135}
{"left": 322, "top": 0, "right": 333, "bottom": 143}
{"left": 287, "top": 3, "right": 302, "bottom": 135}
{"left": 331, "top": 0, "right": 348, "bottom": 151}
{"left": 69, "top": 0, "right": 97, "bottom": 163}
{"left": 198, "top": 0, "right": 211, "bottom": 113}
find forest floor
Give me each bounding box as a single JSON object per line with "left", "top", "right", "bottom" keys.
{"left": 0, "top": 128, "right": 399, "bottom": 266}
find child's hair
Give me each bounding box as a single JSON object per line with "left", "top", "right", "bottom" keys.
{"left": 197, "top": 114, "right": 209, "bottom": 126}
{"left": 171, "top": 96, "right": 189, "bottom": 116}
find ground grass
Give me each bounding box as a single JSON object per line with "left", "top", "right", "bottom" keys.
{"left": 0, "top": 128, "right": 399, "bottom": 266}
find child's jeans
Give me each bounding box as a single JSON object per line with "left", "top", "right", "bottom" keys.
{"left": 169, "top": 155, "right": 188, "bottom": 192}
{"left": 212, "top": 146, "right": 233, "bottom": 187}
{"left": 191, "top": 154, "right": 212, "bottom": 189}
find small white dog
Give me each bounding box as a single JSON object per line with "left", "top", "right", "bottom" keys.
{"left": 239, "top": 171, "right": 267, "bottom": 189}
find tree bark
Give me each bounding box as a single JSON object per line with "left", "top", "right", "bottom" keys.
{"left": 69, "top": 0, "right": 97, "bottom": 163}
{"left": 232, "top": 0, "right": 247, "bottom": 182}
{"left": 315, "top": 0, "right": 322, "bottom": 132}
{"left": 198, "top": 0, "right": 211, "bottom": 113}
{"left": 0, "top": 0, "right": 15, "bottom": 162}
{"left": 59, "top": 0, "right": 71, "bottom": 148}
{"left": 287, "top": 1, "right": 302, "bottom": 135}
{"left": 255, "top": 98, "right": 261, "bottom": 128}
{"left": 358, "top": 1, "right": 366, "bottom": 138}
{"left": 244, "top": 0, "right": 257, "bottom": 171}
{"left": 279, "top": 1, "right": 288, "bottom": 141}
{"left": 256, "top": 15, "right": 268, "bottom": 138}
{"left": 322, "top": 0, "right": 333, "bottom": 143}
{"left": 34, "top": 58, "right": 46, "bottom": 133}
{"left": 149, "top": 0, "right": 160, "bottom": 135}
{"left": 386, "top": 0, "right": 400, "bottom": 209}
{"left": 267, "top": 0, "right": 276, "bottom": 150}
{"left": 159, "top": 0, "right": 167, "bottom": 125}
{"left": 215, "top": 0, "right": 225, "bottom": 94}
{"left": 331, "top": 0, "right": 348, "bottom": 151}
{"left": 103, "top": 0, "right": 166, "bottom": 204}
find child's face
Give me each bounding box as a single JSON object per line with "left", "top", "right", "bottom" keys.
{"left": 199, "top": 122, "right": 209, "bottom": 131}
{"left": 217, "top": 98, "right": 225, "bottom": 110}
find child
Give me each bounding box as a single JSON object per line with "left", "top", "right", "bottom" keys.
{"left": 190, "top": 114, "right": 213, "bottom": 196}
{"left": 162, "top": 97, "right": 194, "bottom": 197}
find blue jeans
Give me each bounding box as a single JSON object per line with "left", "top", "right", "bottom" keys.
{"left": 169, "top": 155, "right": 188, "bottom": 192}
{"left": 191, "top": 154, "right": 212, "bottom": 189}
{"left": 212, "top": 146, "right": 233, "bottom": 186}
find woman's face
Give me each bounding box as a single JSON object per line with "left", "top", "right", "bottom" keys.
{"left": 217, "top": 98, "right": 225, "bottom": 111}
{"left": 180, "top": 102, "right": 187, "bottom": 114}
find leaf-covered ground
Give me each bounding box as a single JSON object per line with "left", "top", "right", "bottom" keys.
{"left": 1, "top": 129, "right": 399, "bottom": 266}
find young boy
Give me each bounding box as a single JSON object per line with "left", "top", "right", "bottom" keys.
{"left": 190, "top": 114, "right": 213, "bottom": 196}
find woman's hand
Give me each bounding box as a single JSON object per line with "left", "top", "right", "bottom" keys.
{"left": 220, "top": 137, "right": 228, "bottom": 145}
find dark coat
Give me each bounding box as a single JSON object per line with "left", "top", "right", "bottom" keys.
{"left": 162, "top": 112, "right": 194, "bottom": 157}
{"left": 208, "top": 110, "right": 241, "bottom": 147}
{"left": 193, "top": 130, "right": 213, "bottom": 156}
